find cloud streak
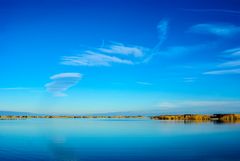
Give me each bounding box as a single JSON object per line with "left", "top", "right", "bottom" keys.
{"left": 204, "top": 47, "right": 240, "bottom": 75}
{"left": 61, "top": 19, "right": 168, "bottom": 66}
{"left": 218, "top": 60, "right": 240, "bottom": 67}
{"left": 182, "top": 8, "right": 240, "bottom": 16}
{"left": 223, "top": 47, "right": 240, "bottom": 57}
{"left": 136, "top": 81, "right": 152, "bottom": 86}
{"left": 203, "top": 68, "right": 240, "bottom": 75}
{"left": 144, "top": 19, "right": 169, "bottom": 62}
{"left": 62, "top": 51, "right": 133, "bottom": 66}
{"left": 61, "top": 43, "right": 147, "bottom": 66}
{"left": 183, "top": 77, "right": 196, "bottom": 83}
{"left": 0, "top": 87, "right": 30, "bottom": 90}
{"left": 157, "top": 100, "right": 240, "bottom": 111}
{"left": 98, "top": 42, "right": 147, "bottom": 57}
{"left": 190, "top": 23, "right": 240, "bottom": 37}
{"left": 157, "top": 19, "right": 169, "bottom": 44}
{"left": 45, "top": 73, "right": 82, "bottom": 97}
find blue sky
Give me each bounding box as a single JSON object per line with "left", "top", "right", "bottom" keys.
{"left": 1, "top": 0, "right": 240, "bottom": 114}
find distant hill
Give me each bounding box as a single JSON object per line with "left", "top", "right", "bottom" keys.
{"left": 89, "top": 110, "right": 166, "bottom": 116}
{"left": 0, "top": 109, "right": 195, "bottom": 117}
{"left": 0, "top": 110, "right": 234, "bottom": 117}
{"left": 88, "top": 109, "right": 220, "bottom": 116}
{"left": 0, "top": 110, "right": 158, "bottom": 117}
{"left": 0, "top": 111, "right": 43, "bottom": 116}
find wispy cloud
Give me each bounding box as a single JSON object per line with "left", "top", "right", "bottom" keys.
{"left": 45, "top": 73, "right": 82, "bottom": 97}
{"left": 62, "top": 50, "right": 133, "bottom": 66}
{"left": 157, "top": 19, "right": 169, "bottom": 44}
{"left": 62, "top": 19, "right": 168, "bottom": 66}
{"left": 136, "top": 81, "right": 152, "bottom": 86}
{"left": 182, "top": 8, "right": 240, "bottom": 16}
{"left": 61, "top": 42, "right": 148, "bottom": 66}
{"left": 218, "top": 60, "right": 240, "bottom": 67}
{"left": 144, "top": 19, "right": 169, "bottom": 62}
{"left": 203, "top": 68, "right": 240, "bottom": 75}
{"left": 204, "top": 47, "right": 240, "bottom": 75}
{"left": 98, "top": 42, "right": 148, "bottom": 57}
{"left": 157, "top": 100, "right": 240, "bottom": 110}
{"left": 223, "top": 47, "right": 240, "bottom": 57}
{"left": 183, "top": 77, "right": 196, "bottom": 83}
{"left": 190, "top": 23, "right": 240, "bottom": 37}
{"left": 0, "top": 87, "right": 30, "bottom": 90}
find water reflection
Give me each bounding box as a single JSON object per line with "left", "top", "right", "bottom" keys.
{"left": 48, "top": 142, "right": 78, "bottom": 161}
{"left": 183, "top": 119, "right": 240, "bottom": 124}
{"left": 1, "top": 119, "right": 240, "bottom": 161}
{"left": 213, "top": 119, "right": 240, "bottom": 124}
{"left": 179, "top": 120, "right": 240, "bottom": 124}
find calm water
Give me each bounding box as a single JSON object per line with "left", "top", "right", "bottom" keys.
{"left": 0, "top": 118, "right": 240, "bottom": 161}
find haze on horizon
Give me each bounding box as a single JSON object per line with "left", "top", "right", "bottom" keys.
{"left": 1, "top": 0, "right": 240, "bottom": 114}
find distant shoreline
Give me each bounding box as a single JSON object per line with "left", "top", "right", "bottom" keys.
{"left": 151, "top": 114, "right": 240, "bottom": 123}
{"left": 0, "top": 115, "right": 145, "bottom": 120}
{"left": 1, "top": 114, "right": 240, "bottom": 123}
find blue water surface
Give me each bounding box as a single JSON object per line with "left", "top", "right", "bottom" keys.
{"left": 0, "top": 118, "right": 240, "bottom": 161}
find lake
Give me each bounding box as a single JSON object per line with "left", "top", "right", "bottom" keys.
{"left": 0, "top": 118, "right": 240, "bottom": 161}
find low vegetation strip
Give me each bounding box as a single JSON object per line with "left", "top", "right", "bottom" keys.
{"left": 0, "top": 115, "right": 144, "bottom": 120}
{"left": 1, "top": 114, "right": 240, "bottom": 123}
{"left": 150, "top": 114, "right": 240, "bottom": 123}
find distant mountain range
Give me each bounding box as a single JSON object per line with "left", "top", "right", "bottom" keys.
{"left": 90, "top": 110, "right": 164, "bottom": 116}
{"left": 0, "top": 110, "right": 163, "bottom": 116}
{"left": 0, "top": 111, "right": 43, "bottom": 116}
{"left": 0, "top": 110, "right": 180, "bottom": 116}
